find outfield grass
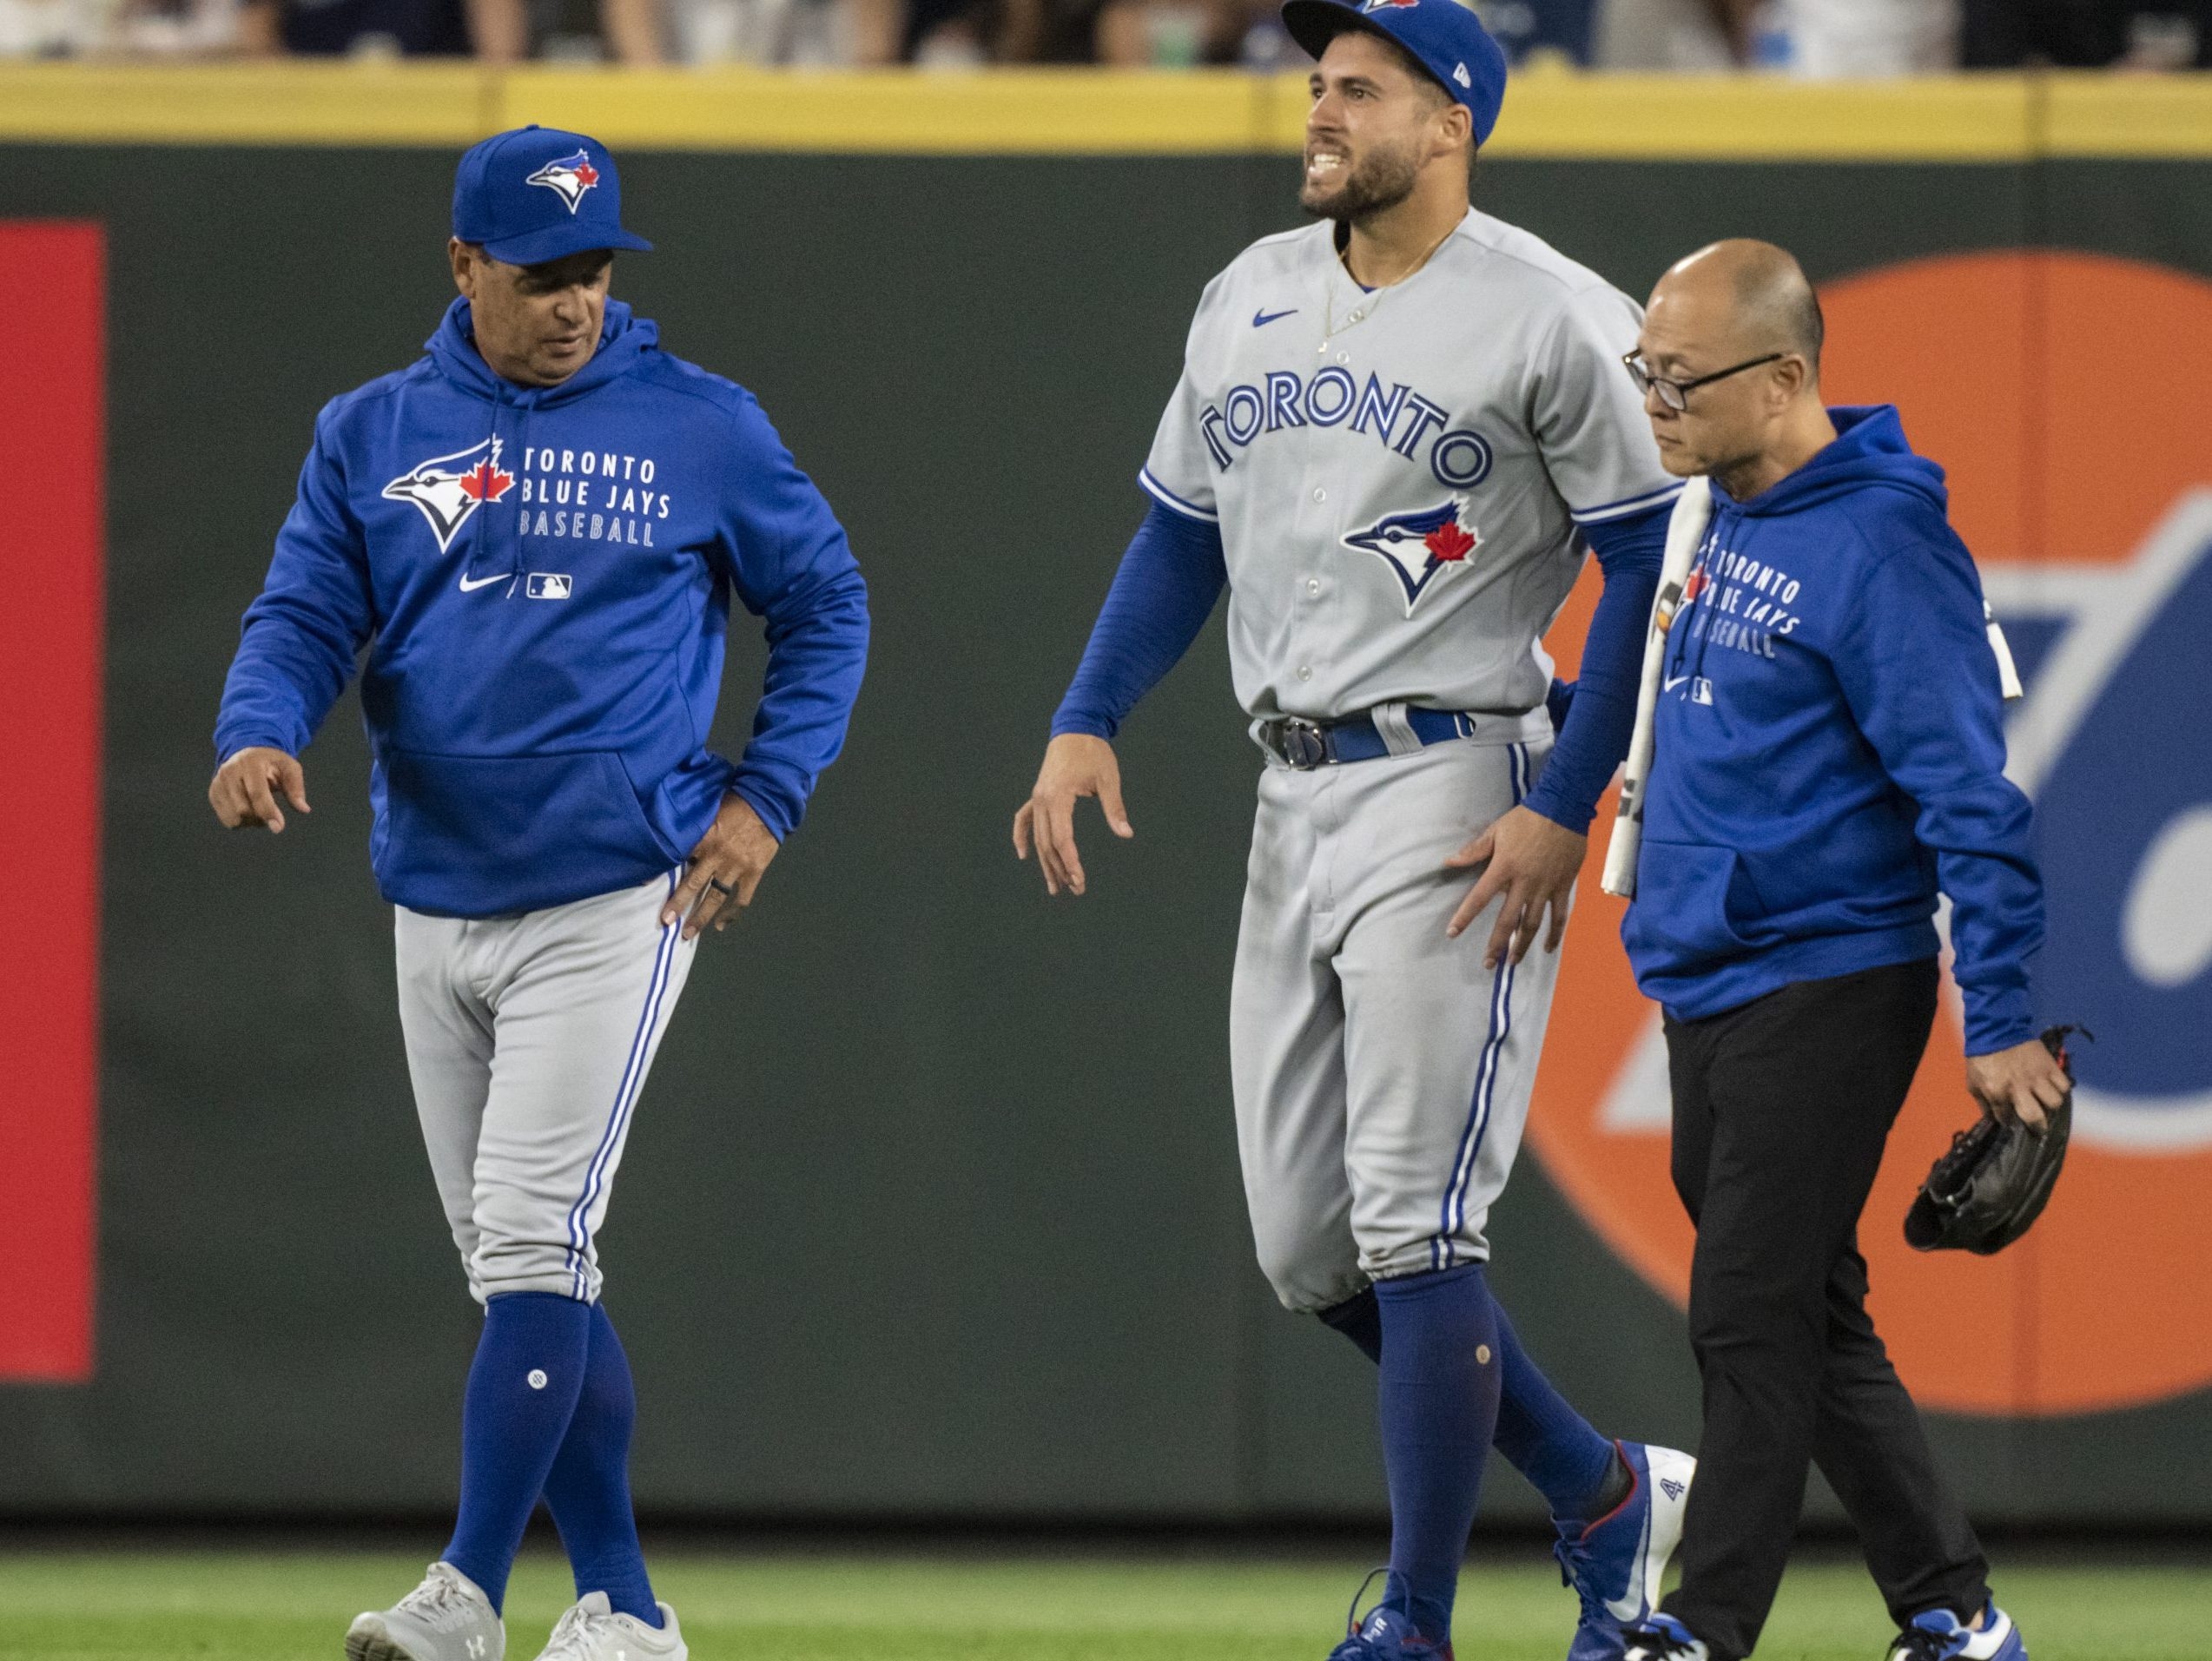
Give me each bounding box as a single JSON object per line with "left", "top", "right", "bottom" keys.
{"left": 0, "top": 1546, "right": 2202, "bottom": 1660}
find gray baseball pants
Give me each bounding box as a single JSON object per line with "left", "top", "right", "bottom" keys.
{"left": 395, "top": 869, "right": 696, "bottom": 1305}
{"left": 1231, "top": 713, "right": 1565, "bottom": 1313}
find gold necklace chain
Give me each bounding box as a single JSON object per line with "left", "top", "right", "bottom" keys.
{"left": 1322, "top": 220, "right": 1460, "bottom": 344}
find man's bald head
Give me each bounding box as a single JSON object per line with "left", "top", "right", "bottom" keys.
{"left": 1654, "top": 239, "right": 1824, "bottom": 369}
{"left": 1634, "top": 238, "right": 1840, "bottom": 494}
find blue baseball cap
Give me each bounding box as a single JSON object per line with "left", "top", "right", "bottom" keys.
{"left": 452, "top": 125, "right": 653, "bottom": 267}
{"left": 1281, "top": 0, "right": 1509, "bottom": 148}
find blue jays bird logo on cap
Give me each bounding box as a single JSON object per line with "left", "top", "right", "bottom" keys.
{"left": 383, "top": 437, "right": 514, "bottom": 551}
{"left": 1343, "top": 500, "right": 1480, "bottom": 613}
{"left": 525, "top": 150, "right": 602, "bottom": 215}
{"left": 1284, "top": 0, "right": 1508, "bottom": 146}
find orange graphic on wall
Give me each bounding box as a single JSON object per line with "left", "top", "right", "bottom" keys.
{"left": 1530, "top": 251, "right": 2212, "bottom": 1418}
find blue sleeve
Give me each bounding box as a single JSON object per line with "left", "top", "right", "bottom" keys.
{"left": 1522, "top": 501, "right": 1666, "bottom": 833}
{"left": 1050, "top": 501, "right": 1228, "bottom": 741}
{"left": 1833, "top": 524, "right": 2043, "bottom": 1056}
{"left": 716, "top": 399, "right": 870, "bottom": 841}
{"left": 213, "top": 406, "right": 376, "bottom": 765}
{"left": 1544, "top": 676, "right": 1575, "bottom": 734}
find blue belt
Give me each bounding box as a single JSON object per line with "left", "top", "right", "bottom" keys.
{"left": 1258, "top": 707, "right": 1483, "bottom": 770}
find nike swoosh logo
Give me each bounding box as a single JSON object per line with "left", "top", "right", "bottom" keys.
{"left": 458, "top": 572, "right": 510, "bottom": 593}
{"left": 1252, "top": 307, "right": 1297, "bottom": 327}
{"left": 1662, "top": 675, "right": 1691, "bottom": 691}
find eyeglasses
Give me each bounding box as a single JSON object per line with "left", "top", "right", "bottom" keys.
{"left": 1621, "top": 351, "right": 1784, "bottom": 412}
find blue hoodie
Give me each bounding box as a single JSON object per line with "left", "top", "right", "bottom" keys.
{"left": 215, "top": 298, "right": 869, "bottom": 918}
{"left": 1620, "top": 406, "right": 2040, "bottom": 1055}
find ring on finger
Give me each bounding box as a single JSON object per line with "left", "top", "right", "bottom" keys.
{"left": 707, "top": 876, "right": 736, "bottom": 896}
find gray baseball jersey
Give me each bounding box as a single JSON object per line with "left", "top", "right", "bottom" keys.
{"left": 1137, "top": 209, "right": 1674, "bottom": 1303}
{"left": 1141, "top": 208, "right": 1678, "bottom": 724}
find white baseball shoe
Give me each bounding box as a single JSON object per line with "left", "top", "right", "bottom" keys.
{"left": 345, "top": 1561, "right": 505, "bottom": 1661}
{"left": 532, "top": 1592, "right": 687, "bottom": 1661}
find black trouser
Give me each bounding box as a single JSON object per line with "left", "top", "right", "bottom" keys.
{"left": 1659, "top": 959, "right": 1988, "bottom": 1660}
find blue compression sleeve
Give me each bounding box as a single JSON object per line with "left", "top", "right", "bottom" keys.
{"left": 1523, "top": 502, "right": 1667, "bottom": 833}
{"left": 1051, "top": 503, "right": 1228, "bottom": 741}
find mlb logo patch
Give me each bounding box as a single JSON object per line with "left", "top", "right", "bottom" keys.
{"left": 525, "top": 573, "right": 572, "bottom": 600}
{"left": 525, "top": 150, "right": 602, "bottom": 215}
{"left": 1691, "top": 677, "right": 1713, "bottom": 705}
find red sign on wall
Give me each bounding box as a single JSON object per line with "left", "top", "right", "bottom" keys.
{"left": 0, "top": 221, "right": 103, "bottom": 1382}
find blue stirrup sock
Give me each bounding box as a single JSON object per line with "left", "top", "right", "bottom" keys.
{"left": 1489, "top": 1299, "right": 1621, "bottom": 1523}
{"left": 1320, "top": 1282, "right": 1621, "bottom": 1523}
{"left": 1375, "top": 1265, "right": 1503, "bottom": 1645}
{"left": 443, "top": 1291, "right": 593, "bottom": 1614}
{"left": 542, "top": 1302, "right": 663, "bottom": 1627}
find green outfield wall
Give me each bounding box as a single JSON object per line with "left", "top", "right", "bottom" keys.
{"left": 0, "top": 69, "right": 2208, "bottom": 1528}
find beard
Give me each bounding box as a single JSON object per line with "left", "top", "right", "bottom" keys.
{"left": 1297, "top": 137, "right": 1422, "bottom": 224}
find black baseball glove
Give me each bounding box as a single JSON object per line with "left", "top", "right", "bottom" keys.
{"left": 1904, "top": 1025, "right": 2087, "bottom": 1256}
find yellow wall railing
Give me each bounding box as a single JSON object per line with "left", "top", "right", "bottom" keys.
{"left": 3, "top": 63, "right": 2210, "bottom": 157}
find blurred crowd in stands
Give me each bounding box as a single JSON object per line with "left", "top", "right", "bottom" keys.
{"left": 2, "top": 0, "right": 2205, "bottom": 80}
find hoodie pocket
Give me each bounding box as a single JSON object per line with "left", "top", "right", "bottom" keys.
{"left": 1625, "top": 838, "right": 1768, "bottom": 966}
{"left": 377, "top": 748, "right": 673, "bottom": 885}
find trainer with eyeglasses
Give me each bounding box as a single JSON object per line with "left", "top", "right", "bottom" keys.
{"left": 1607, "top": 240, "right": 2067, "bottom": 1661}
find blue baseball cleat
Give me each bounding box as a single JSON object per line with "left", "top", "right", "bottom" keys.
{"left": 1327, "top": 1603, "right": 1453, "bottom": 1661}
{"left": 1620, "top": 1612, "right": 1707, "bottom": 1661}
{"left": 1552, "top": 1440, "right": 1696, "bottom": 1661}
{"left": 1885, "top": 1602, "right": 2028, "bottom": 1661}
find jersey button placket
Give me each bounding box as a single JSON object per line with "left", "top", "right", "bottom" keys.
{"left": 1294, "top": 465, "right": 1333, "bottom": 709}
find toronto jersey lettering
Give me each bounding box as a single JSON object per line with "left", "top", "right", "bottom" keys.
{"left": 1142, "top": 208, "right": 1680, "bottom": 724}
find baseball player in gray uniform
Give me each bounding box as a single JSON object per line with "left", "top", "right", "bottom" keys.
{"left": 211, "top": 127, "right": 868, "bottom": 1661}
{"left": 1016, "top": 6, "right": 1691, "bottom": 1658}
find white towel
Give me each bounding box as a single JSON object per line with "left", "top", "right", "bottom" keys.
{"left": 1601, "top": 476, "right": 1712, "bottom": 900}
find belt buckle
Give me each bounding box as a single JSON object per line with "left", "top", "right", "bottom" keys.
{"left": 1278, "top": 718, "right": 1330, "bottom": 770}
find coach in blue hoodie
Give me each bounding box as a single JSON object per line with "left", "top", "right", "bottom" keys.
{"left": 210, "top": 128, "right": 867, "bottom": 1661}
{"left": 1609, "top": 244, "right": 2067, "bottom": 1661}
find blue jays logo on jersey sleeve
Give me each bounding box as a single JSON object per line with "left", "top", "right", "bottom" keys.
{"left": 382, "top": 437, "right": 514, "bottom": 552}
{"left": 525, "top": 151, "right": 602, "bottom": 214}
{"left": 1343, "top": 499, "right": 1480, "bottom": 613}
